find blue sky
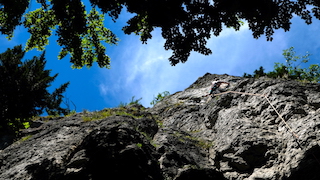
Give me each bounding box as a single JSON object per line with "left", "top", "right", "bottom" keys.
{"left": 1, "top": 2, "right": 320, "bottom": 113}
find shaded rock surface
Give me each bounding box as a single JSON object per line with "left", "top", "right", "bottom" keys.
{"left": 1, "top": 73, "right": 320, "bottom": 180}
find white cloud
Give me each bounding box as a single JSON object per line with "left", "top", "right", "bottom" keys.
{"left": 99, "top": 25, "right": 257, "bottom": 106}
{"left": 98, "top": 15, "right": 320, "bottom": 108}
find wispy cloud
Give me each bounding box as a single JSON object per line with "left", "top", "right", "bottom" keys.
{"left": 2, "top": 3, "right": 319, "bottom": 112}
{"left": 98, "top": 15, "right": 320, "bottom": 107}
{"left": 97, "top": 24, "right": 261, "bottom": 106}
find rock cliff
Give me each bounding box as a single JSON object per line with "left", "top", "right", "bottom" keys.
{"left": 1, "top": 73, "right": 320, "bottom": 180}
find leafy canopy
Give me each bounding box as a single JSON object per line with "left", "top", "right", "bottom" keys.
{"left": 1, "top": 0, "right": 118, "bottom": 69}
{"left": 1, "top": 0, "right": 320, "bottom": 67}
{"left": 243, "top": 47, "right": 320, "bottom": 82}
{"left": 0, "top": 45, "right": 70, "bottom": 133}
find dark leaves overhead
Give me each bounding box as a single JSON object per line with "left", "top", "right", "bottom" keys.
{"left": 0, "top": 0, "right": 29, "bottom": 37}
{"left": 1, "top": 0, "right": 320, "bottom": 67}
{"left": 51, "top": 0, "right": 87, "bottom": 66}
{"left": 91, "top": 0, "right": 320, "bottom": 65}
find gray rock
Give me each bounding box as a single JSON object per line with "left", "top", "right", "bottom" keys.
{"left": 151, "top": 73, "right": 320, "bottom": 180}
{"left": 1, "top": 73, "right": 320, "bottom": 180}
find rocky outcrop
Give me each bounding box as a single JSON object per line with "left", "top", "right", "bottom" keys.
{"left": 1, "top": 73, "right": 320, "bottom": 180}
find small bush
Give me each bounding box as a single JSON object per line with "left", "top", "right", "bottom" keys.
{"left": 150, "top": 91, "right": 170, "bottom": 106}
{"left": 243, "top": 47, "right": 320, "bottom": 82}
{"left": 118, "top": 96, "right": 143, "bottom": 107}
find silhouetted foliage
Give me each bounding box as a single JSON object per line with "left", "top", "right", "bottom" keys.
{"left": 0, "top": 45, "right": 70, "bottom": 133}
{"left": 243, "top": 47, "right": 320, "bottom": 82}
{"left": 242, "top": 73, "right": 252, "bottom": 78}
{"left": 150, "top": 91, "right": 170, "bottom": 106}
{"left": 243, "top": 66, "right": 266, "bottom": 78}
{"left": 253, "top": 66, "right": 266, "bottom": 78}
{"left": 118, "top": 96, "right": 143, "bottom": 107}
{"left": 128, "top": 96, "right": 143, "bottom": 106}
{"left": 1, "top": 1, "right": 118, "bottom": 69}
{"left": 1, "top": 1, "right": 320, "bottom": 67}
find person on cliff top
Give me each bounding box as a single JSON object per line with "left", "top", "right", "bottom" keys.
{"left": 204, "top": 78, "right": 230, "bottom": 97}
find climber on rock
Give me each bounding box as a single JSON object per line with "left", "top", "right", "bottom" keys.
{"left": 204, "top": 78, "right": 230, "bottom": 97}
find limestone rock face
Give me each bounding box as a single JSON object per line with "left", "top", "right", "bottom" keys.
{"left": 1, "top": 73, "right": 320, "bottom": 180}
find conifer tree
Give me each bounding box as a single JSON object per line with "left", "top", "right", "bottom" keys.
{"left": 0, "top": 45, "right": 69, "bottom": 133}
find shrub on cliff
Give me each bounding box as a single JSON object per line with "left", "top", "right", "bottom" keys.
{"left": 244, "top": 47, "right": 320, "bottom": 82}
{"left": 150, "top": 91, "right": 170, "bottom": 106}
{"left": 0, "top": 45, "right": 70, "bottom": 133}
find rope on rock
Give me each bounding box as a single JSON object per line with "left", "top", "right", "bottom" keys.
{"left": 212, "top": 90, "right": 298, "bottom": 138}
{"left": 211, "top": 90, "right": 320, "bottom": 166}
